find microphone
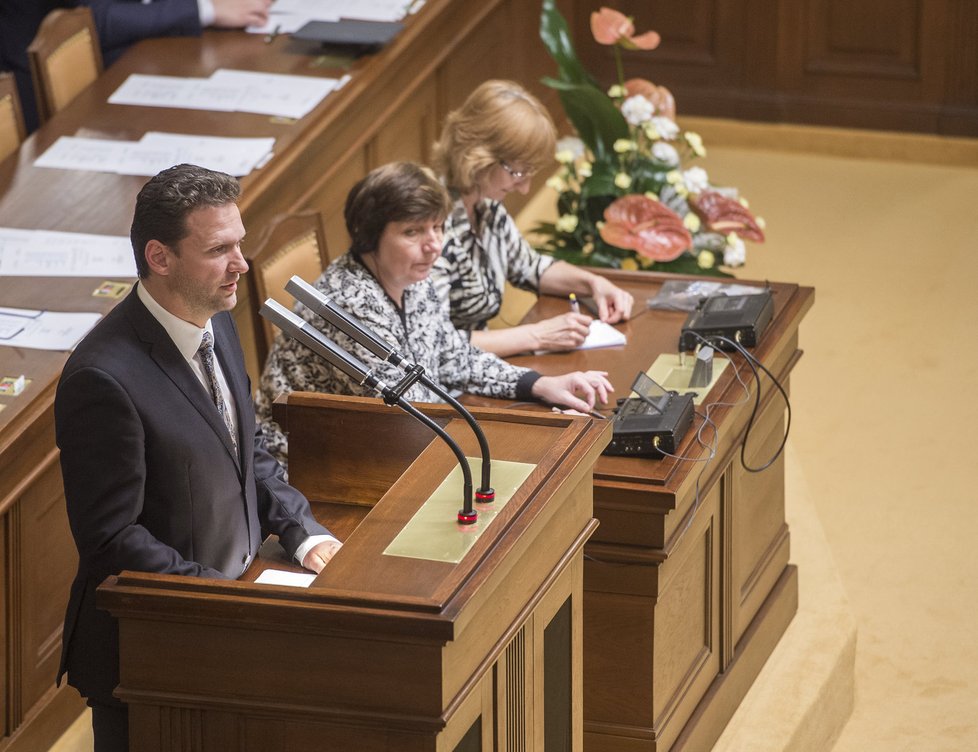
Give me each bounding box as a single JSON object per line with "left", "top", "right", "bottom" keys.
{"left": 261, "top": 300, "right": 479, "bottom": 524}
{"left": 285, "top": 275, "right": 495, "bottom": 503}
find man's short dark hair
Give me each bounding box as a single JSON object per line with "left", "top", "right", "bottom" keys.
{"left": 344, "top": 162, "right": 452, "bottom": 258}
{"left": 130, "top": 164, "right": 241, "bottom": 278}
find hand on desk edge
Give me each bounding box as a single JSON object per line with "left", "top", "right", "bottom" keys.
{"left": 302, "top": 539, "right": 343, "bottom": 573}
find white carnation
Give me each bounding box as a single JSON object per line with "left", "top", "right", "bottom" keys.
{"left": 651, "top": 116, "right": 680, "bottom": 140}
{"left": 555, "top": 136, "right": 585, "bottom": 160}
{"left": 621, "top": 95, "right": 654, "bottom": 126}
{"left": 682, "top": 166, "right": 710, "bottom": 194}
{"left": 723, "top": 234, "right": 746, "bottom": 267}
{"left": 651, "top": 142, "right": 679, "bottom": 167}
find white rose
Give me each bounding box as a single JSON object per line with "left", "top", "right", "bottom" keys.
{"left": 651, "top": 116, "right": 680, "bottom": 140}
{"left": 621, "top": 95, "right": 654, "bottom": 126}
{"left": 682, "top": 166, "right": 710, "bottom": 194}
{"left": 723, "top": 234, "right": 746, "bottom": 267}
{"left": 555, "top": 136, "right": 585, "bottom": 160}
{"left": 651, "top": 142, "right": 679, "bottom": 167}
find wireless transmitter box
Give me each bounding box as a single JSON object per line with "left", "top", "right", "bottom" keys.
{"left": 604, "top": 392, "right": 695, "bottom": 458}
{"left": 679, "top": 290, "right": 774, "bottom": 351}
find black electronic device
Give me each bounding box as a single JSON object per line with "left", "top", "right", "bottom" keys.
{"left": 679, "top": 289, "right": 773, "bottom": 351}
{"left": 603, "top": 373, "right": 695, "bottom": 458}
{"left": 292, "top": 19, "right": 404, "bottom": 50}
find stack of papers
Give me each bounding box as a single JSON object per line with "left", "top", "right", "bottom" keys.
{"left": 0, "top": 228, "right": 135, "bottom": 277}
{"left": 248, "top": 0, "right": 422, "bottom": 34}
{"left": 35, "top": 132, "right": 275, "bottom": 177}
{"left": 109, "top": 69, "right": 346, "bottom": 120}
{"left": 0, "top": 307, "right": 101, "bottom": 351}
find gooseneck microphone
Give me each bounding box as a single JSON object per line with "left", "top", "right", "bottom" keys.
{"left": 284, "top": 275, "right": 495, "bottom": 503}
{"left": 261, "top": 300, "right": 478, "bottom": 524}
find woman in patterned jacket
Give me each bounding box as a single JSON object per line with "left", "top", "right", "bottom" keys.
{"left": 431, "top": 79, "right": 634, "bottom": 358}
{"left": 256, "top": 162, "right": 613, "bottom": 465}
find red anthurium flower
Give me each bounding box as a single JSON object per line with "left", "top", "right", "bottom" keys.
{"left": 690, "top": 191, "right": 766, "bottom": 243}
{"left": 624, "top": 78, "right": 676, "bottom": 119}
{"left": 590, "top": 7, "right": 661, "bottom": 50}
{"left": 600, "top": 194, "right": 691, "bottom": 261}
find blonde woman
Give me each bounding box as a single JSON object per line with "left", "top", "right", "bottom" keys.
{"left": 431, "top": 79, "right": 634, "bottom": 357}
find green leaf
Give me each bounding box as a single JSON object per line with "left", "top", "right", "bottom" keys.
{"left": 540, "top": 0, "right": 597, "bottom": 87}
{"left": 545, "top": 82, "right": 629, "bottom": 161}
{"left": 580, "top": 162, "right": 618, "bottom": 199}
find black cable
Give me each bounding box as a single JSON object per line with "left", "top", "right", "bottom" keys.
{"left": 687, "top": 332, "right": 791, "bottom": 473}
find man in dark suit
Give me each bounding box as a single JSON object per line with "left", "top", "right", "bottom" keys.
{"left": 80, "top": 0, "right": 273, "bottom": 65}
{"left": 55, "top": 163, "right": 340, "bottom": 751}
{"left": 0, "top": 0, "right": 71, "bottom": 131}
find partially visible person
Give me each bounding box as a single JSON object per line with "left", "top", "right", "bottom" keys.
{"left": 431, "top": 79, "right": 635, "bottom": 358}
{"left": 257, "top": 161, "right": 613, "bottom": 465}
{"left": 56, "top": 164, "right": 339, "bottom": 752}
{"left": 81, "top": 0, "right": 272, "bottom": 65}
{"left": 0, "top": 0, "right": 71, "bottom": 132}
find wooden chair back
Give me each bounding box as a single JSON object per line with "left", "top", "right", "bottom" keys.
{"left": 28, "top": 7, "right": 104, "bottom": 125}
{"left": 0, "top": 73, "right": 27, "bottom": 163}
{"left": 248, "top": 211, "right": 331, "bottom": 365}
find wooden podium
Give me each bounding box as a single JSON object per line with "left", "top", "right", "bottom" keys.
{"left": 99, "top": 395, "right": 610, "bottom": 751}
{"left": 466, "top": 271, "right": 815, "bottom": 751}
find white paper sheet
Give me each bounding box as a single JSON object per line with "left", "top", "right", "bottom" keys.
{"left": 254, "top": 569, "right": 316, "bottom": 587}
{"left": 139, "top": 132, "right": 275, "bottom": 177}
{"left": 0, "top": 308, "right": 101, "bottom": 351}
{"left": 578, "top": 320, "right": 627, "bottom": 350}
{"left": 0, "top": 228, "right": 136, "bottom": 277}
{"left": 209, "top": 69, "right": 340, "bottom": 119}
{"left": 265, "top": 0, "right": 411, "bottom": 22}
{"left": 35, "top": 133, "right": 275, "bottom": 177}
{"left": 108, "top": 74, "right": 241, "bottom": 111}
{"left": 109, "top": 70, "right": 340, "bottom": 120}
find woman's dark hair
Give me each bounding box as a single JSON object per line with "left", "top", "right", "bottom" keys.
{"left": 344, "top": 162, "right": 452, "bottom": 258}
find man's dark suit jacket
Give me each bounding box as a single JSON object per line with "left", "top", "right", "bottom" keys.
{"left": 0, "top": 0, "right": 72, "bottom": 131}
{"left": 80, "top": 0, "right": 202, "bottom": 65}
{"left": 55, "top": 288, "right": 328, "bottom": 702}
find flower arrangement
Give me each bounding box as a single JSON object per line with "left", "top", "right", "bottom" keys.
{"left": 534, "top": 1, "right": 765, "bottom": 275}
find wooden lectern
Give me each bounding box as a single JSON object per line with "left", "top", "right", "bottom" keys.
{"left": 99, "top": 395, "right": 610, "bottom": 751}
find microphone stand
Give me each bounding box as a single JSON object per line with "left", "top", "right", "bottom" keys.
{"left": 261, "top": 300, "right": 479, "bottom": 524}
{"left": 285, "top": 275, "right": 495, "bottom": 502}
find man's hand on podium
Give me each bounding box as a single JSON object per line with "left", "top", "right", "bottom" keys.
{"left": 302, "top": 539, "right": 343, "bottom": 573}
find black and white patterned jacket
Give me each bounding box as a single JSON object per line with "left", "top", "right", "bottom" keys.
{"left": 432, "top": 196, "right": 556, "bottom": 332}
{"left": 256, "top": 252, "right": 539, "bottom": 465}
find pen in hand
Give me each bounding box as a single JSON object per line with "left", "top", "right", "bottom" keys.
{"left": 264, "top": 24, "right": 281, "bottom": 44}
{"left": 569, "top": 293, "right": 580, "bottom": 314}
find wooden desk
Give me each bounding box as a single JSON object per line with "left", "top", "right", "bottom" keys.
{"left": 466, "top": 270, "right": 815, "bottom": 751}
{"left": 0, "top": 2, "right": 553, "bottom": 747}
{"left": 100, "top": 397, "right": 609, "bottom": 751}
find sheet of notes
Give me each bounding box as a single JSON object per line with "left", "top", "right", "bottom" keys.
{"left": 0, "top": 228, "right": 136, "bottom": 277}
{"left": 249, "top": 0, "right": 422, "bottom": 33}
{"left": 0, "top": 307, "right": 101, "bottom": 351}
{"left": 35, "top": 132, "right": 275, "bottom": 177}
{"left": 109, "top": 69, "right": 343, "bottom": 120}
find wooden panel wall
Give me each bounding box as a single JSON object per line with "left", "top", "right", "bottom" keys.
{"left": 568, "top": 0, "right": 978, "bottom": 136}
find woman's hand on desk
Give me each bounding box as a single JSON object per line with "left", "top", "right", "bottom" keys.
{"left": 588, "top": 275, "right": 635, "bottom": 324}
{"left": 531, "top": 312, "right": 593, "bottom": 352}
{"left": 470, "top": 312, "right": 591, "bottom": 357}
{"left": 302, "top": 539, "right": 343, "bottom": 573}
{"left": 532, "top": 371, "right": 613, "bottom": 414}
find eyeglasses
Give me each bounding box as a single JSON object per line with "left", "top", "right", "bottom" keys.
{"left": 499, "top": 161, "right": 535, "bottom": 180}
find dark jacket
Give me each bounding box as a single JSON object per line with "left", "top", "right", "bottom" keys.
{"left": 55, "top": 289, "right": 328, "bottom": 701}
